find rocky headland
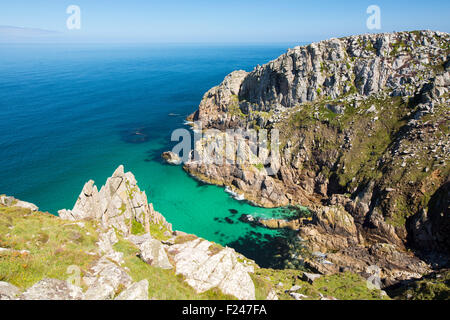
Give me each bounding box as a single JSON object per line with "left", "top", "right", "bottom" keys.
{"left": 183, "top": 30, "right": 449, "bottom": 289}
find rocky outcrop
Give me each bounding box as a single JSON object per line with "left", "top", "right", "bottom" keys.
{"left": 409, "top": 178, "right": 450, "bottom": 262}
{"left": 302, "top": 273, "right": 322, "bottom": 284}
{"left": 0, "top": 168, "right": 423, "bottom": 299}
{"left": 191, "top": 31, "right": 448, "bottom": 127}
{"left": 59, "top": 165, "right": 172, "bottom": 235}
{"left": 185, "top": 30, "right": 449, "bottom": 284}
{"left": 0, "top": 195, "right": 38, "bottom": 211}
{"left": 186, "top": 30, "right": 449, "bottom": 207}
{"left": 290, "top": 203, "right": 430, "bottom": 286}
{"left": 83, "top": 256, "right": 133, "bottom": 300}
{"left": 139, "top": 238, "right": 173, "bottom": 270}
{"left": 188, "top": 70, "right": 249, "bottom": 129}
{"left": 257, "top": 217, "right": 302, "bottom": 230}
{"left": 168, "top": 238, "right": 256, "bottom": 300}
{"left": 55, "top": 166, "right": 257, "bottom": 300}
{"left": 161, "top": 151, "right": 182, "bottom": 165}
{"left": 96, "top": 228, "right": 124, "bottom": 264}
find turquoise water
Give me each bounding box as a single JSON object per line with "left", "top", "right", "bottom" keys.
{"left": 0, "top": 43, "right": 303, "bottom": 267}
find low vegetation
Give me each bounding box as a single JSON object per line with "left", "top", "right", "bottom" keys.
{"left": 0, "top": 206, "right": 99, "bottom": 289}
{"left": 252, "top": 268, "right": 388, "bottom": 300}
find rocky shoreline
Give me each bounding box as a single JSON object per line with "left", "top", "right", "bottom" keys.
{"left": 1, "top": 166, "right": 395, "bottom": 300}
{"left": 181, "top": 30, "right": 450, "bottom": 287}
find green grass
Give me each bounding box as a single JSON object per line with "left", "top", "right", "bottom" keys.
{"left": 0, "top": 206, "right": 99, "bottom": 289}
{"left": 313, "top": 272, "right": 387, "bottom": 300}
{"left": 0, "top": 205, "right": 395, "bottom": 300}
{"left": 253, "top": 268, "right": 387, "bottom": 300}
{"left": 131, "top": 219, "right": 146, "bottom": 235}
{"left": 174, "top": 234, "right": 198, "bottom": 244}
{"left": 149, "top": 222, "right": 172, "bottom": 241}
{"left": 228, "top": 95, "right": 246, "bottom": 118}
{"left": 253, "top": 163, "right": 264, "bottom": 171}
{"left": 389, "top": 270, "right": 450, "bottom": 300}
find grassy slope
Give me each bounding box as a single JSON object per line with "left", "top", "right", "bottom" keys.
{"left": 253, "top": 268, "right": 388, "bottom": 300}
{"left": 388, "top": 270, "right": 450, "bottom": 300}
{"left": 0, "top": 206, "right": 99, "bottom": 289}
{"left": 0, "top": 205, "right": 389, "bottom": 300}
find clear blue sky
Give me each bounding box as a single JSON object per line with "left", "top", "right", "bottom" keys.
{"left": 0, "top": 0, "right": 449, "bottom": 42}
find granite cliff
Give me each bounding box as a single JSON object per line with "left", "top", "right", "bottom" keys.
{"left": 184, "top": 30, "right": 449, "bottom": 287}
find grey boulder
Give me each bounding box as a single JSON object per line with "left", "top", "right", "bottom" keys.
{"left": 21, "top": 279, "right": 83, "bottom": 300}
{"left": 115, "top": 280, "right": 149, "bottom": 300}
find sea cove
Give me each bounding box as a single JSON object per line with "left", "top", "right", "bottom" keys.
{"left": 0, "top": 43, "right": 302, "bottom": 267}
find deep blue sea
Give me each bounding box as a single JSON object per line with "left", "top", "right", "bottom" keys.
{"left": 0, "top": 43, "right": 304, "bottom": 266}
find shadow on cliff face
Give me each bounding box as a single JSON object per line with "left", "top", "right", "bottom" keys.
{"left": 226, "top": 229, "right": 307, "bottom": 270}
{"left": 407, "top": 180, "right": 450, "bottom": 268}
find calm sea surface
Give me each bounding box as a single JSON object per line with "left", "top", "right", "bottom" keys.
{"left": 0, "top": 42, "right": 306, "bottom": 266}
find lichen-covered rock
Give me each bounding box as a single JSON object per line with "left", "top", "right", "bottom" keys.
{"left": 115, "top": 280, "right": 149, "bottom": 300}
{"left": 290, "top": 292, "right": 308, "bottom": 300}
{"left": 168, "top": 239, "right": 255, "bottom": 300}
{"left": 139, "top": 239, "right": 173, "bottom": 270}
{"left": 83, "top": 256, "right": 133, "bottom": 300}
{"left": 21, "top": 279, "right": 84, "bottom": 300}
{"left": 192, "top": 31, "right": 448, "bottom": 127}
{"left": 0, "top": 281, "right": 21, "bottom": 300}
{"left": 58, "top": 165, "right": 171, "bottom": 236}
{"left": 127, "top": 233, "right": 152, "bottom": 247}
{"left": 58, "top": 180, "right": 102, "bottom": 221}
{"left": 189, "top": 70, "right": 248, "bottom": 128}
{"left": 302, "top": 272, "right": 322, "bottom": 284}
{"left": 161, "top": 151, "right": 182, "bottom": 165}
{"left": 97, "top": 229, "right": 124, "bottom": 265}
{"left": 0, "top": 195, "right": 38, "bottom": 211}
